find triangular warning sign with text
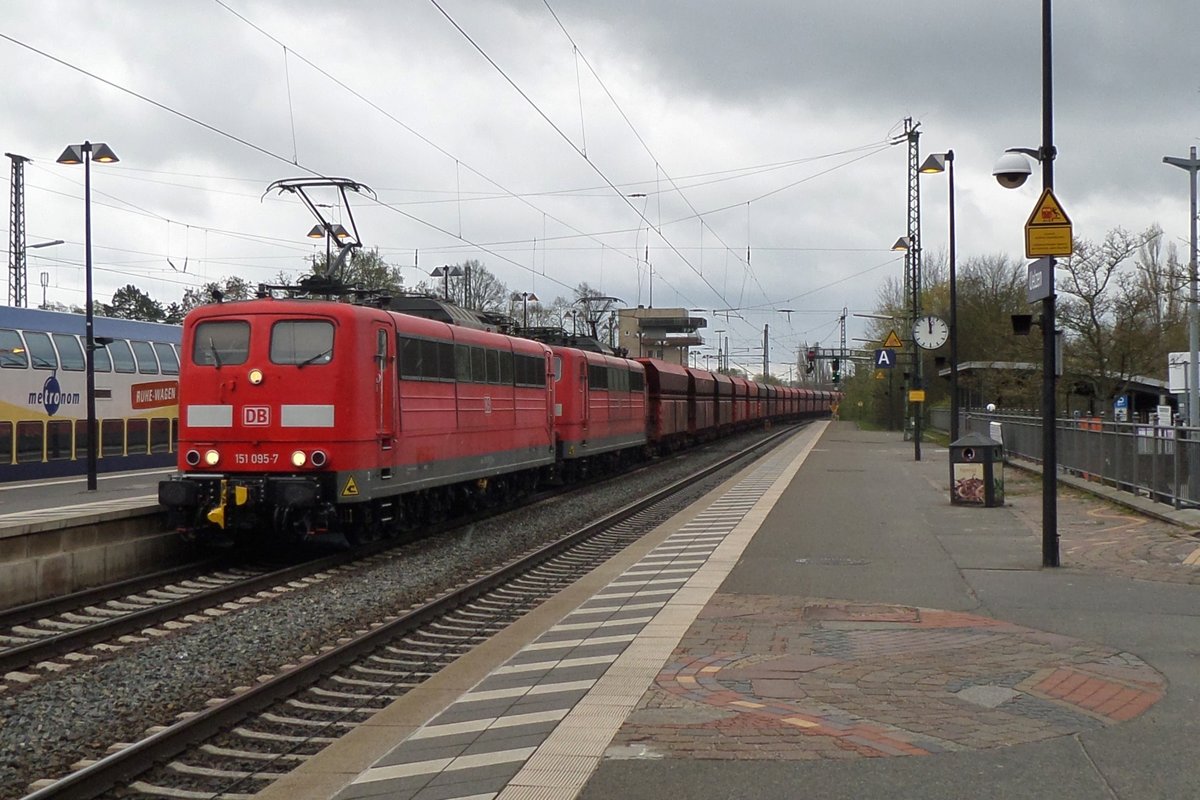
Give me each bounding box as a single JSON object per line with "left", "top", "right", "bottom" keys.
{"left": 883, "top": 330, "right": 904, "bottom": 348}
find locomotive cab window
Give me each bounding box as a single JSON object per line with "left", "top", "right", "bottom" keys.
{"left": 193, "top": 320, "right": 250, "bottom": 366}
{"left": 271, "top": 320, "right": 333, "bottom": 366}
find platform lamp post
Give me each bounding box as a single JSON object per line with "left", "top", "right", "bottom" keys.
{"left": 307, "top": 223, "right": 350, "bottom": 270}
{"left": 517, "top": 291, "right": 539, "bottom": 329}
{"left": 57, "top": 141, "right": 119, "bottom": 491}
{"left": 920, "top": 151, "right": 959, "bottom": 442}
{"left": 992, "top": 0, "right": 1059, "bottom": 567}
{"left": 430, "top": 265, "right": 463, "bottom": 301}
{"left": 1163, "top": 147, "right": 1200, "bottom": 429}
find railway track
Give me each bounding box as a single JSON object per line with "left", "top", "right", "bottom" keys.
{"left": 19, "top": 425, "right": 797, "bottom": 800}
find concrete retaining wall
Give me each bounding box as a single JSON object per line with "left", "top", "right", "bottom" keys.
{"left": 0, "top": 508, "right": 196, "bottom": 607}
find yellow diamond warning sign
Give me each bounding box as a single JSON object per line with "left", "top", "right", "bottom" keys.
{"left": 342, "top": 476, "right": 360, "bottom": 497}
{"left": 1025, "top": 188, "right": 1073, "bottom": 258}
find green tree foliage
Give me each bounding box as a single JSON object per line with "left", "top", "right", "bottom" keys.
{"left": 105, "top": 284, "right": 165, "bottom": 321}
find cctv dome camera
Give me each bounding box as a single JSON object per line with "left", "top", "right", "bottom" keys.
{"left": 992, "top": 151, "right": 1032, "bottom": 189}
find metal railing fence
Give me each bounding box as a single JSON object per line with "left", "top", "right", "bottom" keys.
{"left": 963, "top": 412, "right": 1200, "bottom": 510}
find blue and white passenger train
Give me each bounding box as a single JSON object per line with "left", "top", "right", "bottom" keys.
{"left": 0, "top": 307, "right": 182, "bottom": 482}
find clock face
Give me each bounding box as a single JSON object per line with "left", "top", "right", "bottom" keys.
{"left": 913, "top": 315, "right": 949, "bottom": 349}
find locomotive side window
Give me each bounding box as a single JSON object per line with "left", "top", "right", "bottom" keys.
{"left": 435, "top": 341, "right": 454, "bottom": 380}
{"left": 131, "top": 340, "right": 160, "bottom": 374}
{"left": 51, "top": 334, "right": 86, "bottom": 371}
{"left": 630, "top": 370, "right": 644, "bottom": 392}
{"left": 108, "top": 340, "right": 137, "bottom": 373}
{"left": 271, "top": 320, "right": 333, "bottom": 366}
{"left": 0, "top": 329, "right": 28, "bottom": 368}
{"left": 399, "top": 336, "right": 423, "bottom": 378}
{"left": 588, "top": 363, "right": 608, "bottom": 390}
{"left": 486, "top": 349, "right": 501, "bottom": 384}
{"left": 193, "top": 320, "right": 250, "bottom": 366}
{"left": 467, "top": 347, "right": 484, "bottom": 383}
{"left": 514, "top": 354, "right": 544, "bottom": 387}
{"left": 454, "top": 344, "right": 471, "bottom": 382}
{"left": 500, "top": 350, "right": 514, "bottom": 384}
{"left": 153, "top": 342, "right": 180, "bottom": 374}
{"left": 22, "top": 331, "right": 58, "bottom": 370}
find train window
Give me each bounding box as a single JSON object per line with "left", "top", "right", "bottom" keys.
{"left": 552, "top": 356, "right": 562, "bottom": 382}
{"left": 454, "top": 344, "right": 471, "bottom": 382}
{"left": 92, "top": 342, "right": 112, "bottom": 372}
{"left": 52, "top": 333, "right": 86, "bottom": 371}
{"left": 75, "top": 420, "right": 89, "bottom": 459}
{"left": 171, "top": 417, "right": 179, "bottom": 449}
{"left": 270, "top": 320, "right": 333, "bottom": 366}
{"left": 609, "top": 368, "right": 629, "bottom": 392}
{"left": 16, "top": 421, "right": 42, "bottom": 463}
{"left": 588, "top": 363, "right": 608, "bottom": 390}
{"left": 420, "top": 339, "right": 443, "bottom": 380}
{"left": 108, "top": 339, "right": 137, "bottom": 373}
{"left": 46, "top": 420, "right": 72, "bottom": 461}
{"left": 153, "top": 342, "right": 179, "bottom": 375}
{"left": 514, "top": 354, "right": 544, "bottom": 387}
{"left": 630, "top": 371, "right": 644, "bottom": 392}
{"left": 131, "top": 341, "right": 160, "bottom": 374}
{"left": 193, "top": 320, "right": 250, "bottom": 366}
{"left": 1, "top": 329, "right": 29, "bottom": 368}
{"left": 150, "top": 418, "right": 171, "bottom": 453}
{"left": 102, "top": 418, "right": 124, "bottom": 456}
{"left": 0, "top": 421, "right": 11, "bottom": 464}
{"left": 486, "top": 349, "right": 501, "bottom": 384}
{"left": 399, "top": 336, "right": 422, "bottom": 378}
{"left": 470, "top": 347, "right": 486, "bottom": 383}
{"left": 436, "top": 342, "right": 455, "bottom": 380}
{"left": 500, "top": 350, "right": 513, "bottom": 385}
{"left": 22, "top": 331, "right": 58, "bottom": 370}
{"left": 127, "top": 418, "right": 149, "bottom": 455}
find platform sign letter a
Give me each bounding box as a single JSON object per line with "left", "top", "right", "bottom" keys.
{"left": 874, "top": 349, "right": 896, "bottom": 369}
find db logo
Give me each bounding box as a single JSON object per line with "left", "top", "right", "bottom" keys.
{"left": 243, "top": 406, "right": 271, "bottom": 426}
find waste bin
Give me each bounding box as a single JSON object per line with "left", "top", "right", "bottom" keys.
{"left": 949, "top": 432, "right": 1004, "bottom": 507}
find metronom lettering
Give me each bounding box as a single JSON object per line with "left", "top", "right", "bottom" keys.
{"left": 28, "top": 390, "right": 81, "bottom": 406}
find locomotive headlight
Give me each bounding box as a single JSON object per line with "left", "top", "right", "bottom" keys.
{"left": 291, "top": 450, "right": 307, "bottom": 467}
{"left": 203, "top": 449, "right": 220, "bottom": 466}
{"left": 248, "top": 368, "right": 264, "bottom": 385}
{"left": 310, "top": 449, "right": 327, "bottom": 468}
{"left": 185, "top": 449, "right": 201, "bottom": 466}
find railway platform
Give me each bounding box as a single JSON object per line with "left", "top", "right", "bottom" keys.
{"left": 259, "top": 420, "right": 1200, "bottom": 800}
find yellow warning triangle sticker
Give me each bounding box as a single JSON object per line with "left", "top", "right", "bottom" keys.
{"left": 1026, "top": 188, "right": 1071, "bottom": 226}
{"left": 883, "top": 330, "right": 904, "bottom": 348}
{"left": 342, "top": 476, "right": 360, "bottom": 497}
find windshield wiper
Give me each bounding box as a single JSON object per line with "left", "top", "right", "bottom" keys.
{"left": 208, "top": 337, "right": 223, "bottom": 368}
{"left": 297, "top": 348, "right": 332, "bottom": 369}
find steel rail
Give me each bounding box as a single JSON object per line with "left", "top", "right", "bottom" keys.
{"left": 19, "top": 425, "right": 800, "bottom": 800}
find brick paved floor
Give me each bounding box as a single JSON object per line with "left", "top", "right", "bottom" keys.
{"left": 608, "top": 595, "right": 1165, "bottom": 761}
{"left": 1005, "top": 468, "right": 1200, "bottom": 584}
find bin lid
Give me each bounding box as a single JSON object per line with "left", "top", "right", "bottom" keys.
{"left": 950, "top": 432, "right": 1002, "bottom": 448}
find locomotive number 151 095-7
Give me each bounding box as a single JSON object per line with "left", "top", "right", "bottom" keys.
{"left": 235, "top": 453, "right": 279, "bottom": 465}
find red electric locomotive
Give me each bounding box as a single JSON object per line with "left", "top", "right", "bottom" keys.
{"left": 158, "top": 297, "right": 557, "bottom": 543}
{"left": 550, "top": 346, "right": 647, "bottom": 478}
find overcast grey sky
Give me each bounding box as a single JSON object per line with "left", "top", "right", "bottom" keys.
{"left": 1, "top": 0, "right": 1198, "bottom": 373}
